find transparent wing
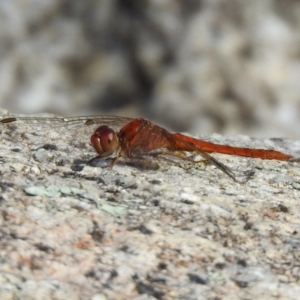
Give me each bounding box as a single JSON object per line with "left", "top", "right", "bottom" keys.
{"left": 0, "top": 114, "right": 134, "bottom": 129}
{"left": 0, "top": 114, "right": 134, "bottom": 160}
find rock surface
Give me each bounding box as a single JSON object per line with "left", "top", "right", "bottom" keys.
{"left": 0, "top": 112, "right": 300, "bottom": 299}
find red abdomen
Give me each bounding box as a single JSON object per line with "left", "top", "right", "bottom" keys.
{"left": 173, "top": 133, "right": 292, "bottom": 161}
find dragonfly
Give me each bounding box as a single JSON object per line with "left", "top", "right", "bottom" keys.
{"left": 0, "top": 115, "right": 294, "bottom": 182}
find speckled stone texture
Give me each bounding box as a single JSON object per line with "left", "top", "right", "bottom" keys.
{"left": 0, "top": 112, "right": 300, "bottom": 299}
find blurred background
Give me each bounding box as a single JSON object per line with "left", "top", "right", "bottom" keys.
{"left": 0, "top": 0, "right": 300, "bottom": 138}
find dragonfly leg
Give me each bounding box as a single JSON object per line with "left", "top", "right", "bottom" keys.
{"left": 86, "top": 155, "right": 120, "bottom": 168}
{"left": 169, "top": 151, "right": 210, "bottom": 165}
{"left": 143, "top": 150, "right": 254, "bottom": 183}
{"left": 126, "top": 156, "right": 160, "bottom": 170}
{"left": 87, "top": 146, "right": 124, "bottom": 168}
{"left": 140, "top": 150, "right": 208, "bottom": 168}
{"left": 103, "top": 156, "right": 120, "bottom": 168}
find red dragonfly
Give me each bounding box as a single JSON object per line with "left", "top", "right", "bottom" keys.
{"left": 0, "top": 115, "right": 294, "bottom": 182}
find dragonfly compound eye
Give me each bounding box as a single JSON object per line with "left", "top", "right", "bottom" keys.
{"left": 91, "top": 125, "right": 119, "bottom": 157}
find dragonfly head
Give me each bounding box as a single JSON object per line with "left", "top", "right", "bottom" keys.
{"left": 91, "top": 125, "right": 119, "bottom": 157}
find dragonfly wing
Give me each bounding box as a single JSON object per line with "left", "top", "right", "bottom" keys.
{"left": 0, "top": 114, "right": 134, "bottom": 159}
{"left": 0, "top": 114, "right": 133, "bottom": 130}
